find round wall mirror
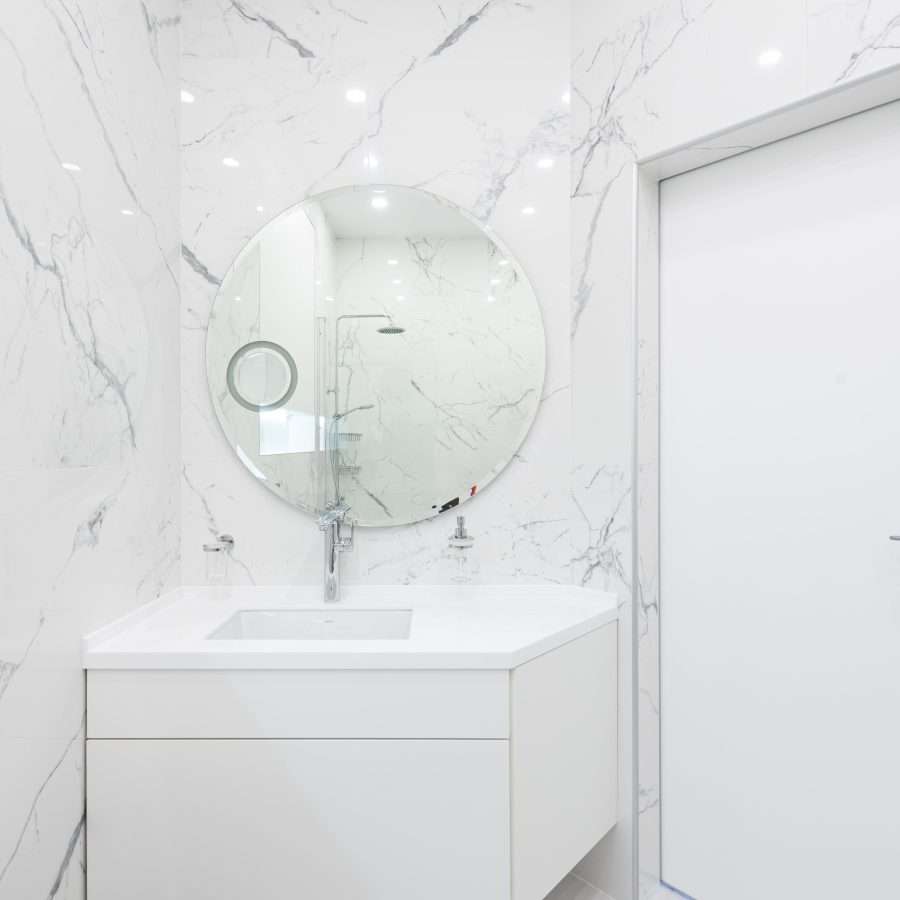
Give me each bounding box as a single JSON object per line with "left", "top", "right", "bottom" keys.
{"left": 207, "top": 184, "right": 546, "bottom": 527}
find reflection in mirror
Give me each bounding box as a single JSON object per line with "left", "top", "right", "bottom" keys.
{"left": 226, "top": 341, "right": 298, "bottom": 412}
{"left": 207, "top": 185, "right": 545, "bottom": 527}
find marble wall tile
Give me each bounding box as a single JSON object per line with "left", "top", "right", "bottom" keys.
{"left": 808, "top": 0, "right": 900, "bottom": 87}
{"left": 4, "top": 3, "right": 894, "bottom": 898}
{"left": 572, "top": 0, "right": 900, "bottom": 896}
{"left": 0, "top": 2, "right": 180, "bottom": 897}
{"left": 180, "top": 0, "right": 573, "bottom": 587}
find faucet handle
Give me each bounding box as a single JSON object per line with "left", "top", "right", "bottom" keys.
{"left": 318, "top": 501, "right": 350, "bottom": 530}
{"left": 336, "top": 520, "right": 354, "bottom": 552}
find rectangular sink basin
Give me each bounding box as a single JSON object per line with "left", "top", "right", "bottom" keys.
{"left": 207, "top": 609, "right": 413, "bottom": 641}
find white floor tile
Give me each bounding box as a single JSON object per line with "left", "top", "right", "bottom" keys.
{"left": 546, "top": 873, "right": 614, "bottom": 900}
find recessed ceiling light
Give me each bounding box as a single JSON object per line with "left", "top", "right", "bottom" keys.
{"left": 120, "top": 208, "right": 135, "bottom": 217}
{"left": 180, "top": 89, "right": 195, "bottom": 104}
{"left": 561, "top": 90, "right": 571, "bottom": 105}
{"left": 346, "top": 88, "right": 367, "bottom": 104}
{"left": 521, "top": 205, "right": 536, "bottom": 216}
{"left": 61, "top": 162, "right": 81, "bottom": 172}
{"left": 758, "top": 48, "right": 783, "bottom": 68}
{"left": 222, "top": 157, "right": 240, "bottom": 168}
{"left": 371, "top": 196, "right": 389, "bottom": 209}
{"left": 537, "top": 157, "right": 554, "bottom": 169}
{"left": 387, "top": 258, "right": 399, "bottom": 266}
{"left": 498, "top": 259, "right": 510, "bottom": 267}
{"left": 363, "top": 153, "right": 379, "bottom": 169}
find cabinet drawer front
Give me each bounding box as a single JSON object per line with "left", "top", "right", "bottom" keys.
{"left": 87, "top": 738, "right": 510, "bottom": 900}
{"left": 88, "top": 669, "right": 509, "bottom": 738}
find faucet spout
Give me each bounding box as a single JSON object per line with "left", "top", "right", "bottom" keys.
{"left": 319, "top": 502, "right": 353, "bottom": 603}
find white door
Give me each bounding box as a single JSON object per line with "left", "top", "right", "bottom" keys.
{"left": 660, "top": 99, "right": 900, "bottom": 899}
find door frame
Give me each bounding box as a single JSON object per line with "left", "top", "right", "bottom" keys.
{"left": 630, "top": 62, "right": 900, "bottom": 893}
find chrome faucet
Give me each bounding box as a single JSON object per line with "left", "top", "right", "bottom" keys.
{"left": 319, "top": 501, "right": 354, "bottom": 603}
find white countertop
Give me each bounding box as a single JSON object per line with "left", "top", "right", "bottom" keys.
{"left": 83, "top": 584, "right": 618, "bottom": 670}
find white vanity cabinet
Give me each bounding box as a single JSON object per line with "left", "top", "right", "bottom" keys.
{"left": 84, "top": 587, "right": 618, "bottom": 900}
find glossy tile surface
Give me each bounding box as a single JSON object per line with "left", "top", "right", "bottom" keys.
{"left": 0, "top": 2, "right": 180, "bottom": 897}
{"left": 2, "top": 1, "right": 899, "bottom": 896}
{"left": 571, "top": 0, "right": 900, "bottom": 896}
{"left": 180, "top": 0, "right": 573, "bottom": 588}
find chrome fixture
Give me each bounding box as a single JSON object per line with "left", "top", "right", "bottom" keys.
{"left": 202, "top": 533, "right": 235, "bottom": 554}
{"left": 317, "top": 314, "right": 405, "bottom": 602}
{"left": 202, "top": 534, "right": 235, "bottom": 584}
{"left": 319, "top": 501, "right": 354, "bottom": 603}
{"left": 446, "top": 516, "right": 477, "bottom": 583}
{"left": 449, "top": 516, "right": 474, "bottom": 550}
{"left": 330, "top": 314, "right": 404, "bottom": 497}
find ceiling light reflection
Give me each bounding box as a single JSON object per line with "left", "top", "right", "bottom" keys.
{"left": 758, "top": 48, "right": 783, "bottom": 68}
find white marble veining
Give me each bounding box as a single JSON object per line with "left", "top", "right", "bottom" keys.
{"left": 0, "top": 2, "right": 180, "bottom": 898}
{"left": 808, "top": 0, "right": 900, "bottom": 86}
{"left": 205, "top": 186, "right": 546, "bottom": 526}
{"left": 83, "top": 585, "right": 616, "bottom": 670}
{"left": 180, "top": 0, "right": 573, "bottom": 587}
{"left": 330, "top": 230, "right": 545, "bottom": 525}
{"left": 4, "top": 2, "right": 899, "bottom": 897}
{"left": 571, "top": 0, "right": 900, "bottom": 896}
